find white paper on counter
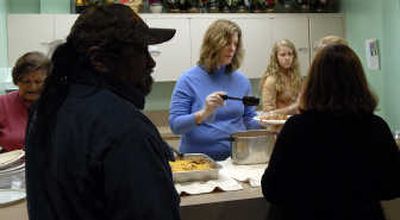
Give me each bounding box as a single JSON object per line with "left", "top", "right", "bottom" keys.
{"left": 174, "top": 173, "right": 242, "bottom": 195}
{"left": 218, "top": 158, "right": 268, "bottom": 187}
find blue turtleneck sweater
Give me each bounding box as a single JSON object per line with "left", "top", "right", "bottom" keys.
{"left": 169, "top": 65, "right": 260, "bottom": 161}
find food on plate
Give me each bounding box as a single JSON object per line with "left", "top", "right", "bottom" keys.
{"left": 259, "top": 113, "right": 290, "bottom": 121}
{"left": 169, "top": 158, "right": 213, "bottom": 172}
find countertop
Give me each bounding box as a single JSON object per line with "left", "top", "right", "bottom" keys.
{"left": 157, "top": 126, "right": 180, "bottom": 140}
{"left": 0, "top": 185, "right": 268, "bottom": 220}
{"left": 2, "top": 188, "right": 400, "bottom": 220}
{"left": 180, "top": 183, "right": 263, "bottom": 207}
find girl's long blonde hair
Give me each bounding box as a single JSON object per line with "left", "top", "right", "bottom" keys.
{"left": 259, "top": 39, "right": 302, "bottom": 95}
{"left": 198, "top": 19, "right": 244, "bottom": 74}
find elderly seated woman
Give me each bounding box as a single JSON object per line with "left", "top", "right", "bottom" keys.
{"left": 0, "top": 51, "right": 50, "bottom": 152}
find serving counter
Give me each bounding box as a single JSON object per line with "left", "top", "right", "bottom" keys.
{"left": 1, "top": 152, "right": 399, "bottom": 220}
{"left": 180, "top": 183, "right": 268, "bottom": 220}
{"left": 1, "top": 187, "right": 400, "bottom": 220}
{"left": 0, "top": 184, "right": 268, "bottom": 220}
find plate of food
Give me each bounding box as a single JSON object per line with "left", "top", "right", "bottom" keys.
{"left": 254, "top": 113, "right": 291, "bottom": 125}
{"left": 168, "top": 153, "right": 221, "bottom": 183}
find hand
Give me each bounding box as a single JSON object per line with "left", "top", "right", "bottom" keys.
{"left": 204, "top": 91, "right": 226, "bottom": 114}
{"left": 195, "top": 91, "right": 226, "bottom": 124}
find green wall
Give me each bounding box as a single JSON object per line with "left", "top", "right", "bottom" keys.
{"left": 342, "top": 0, "right": 384, "bottom": 109}
{"left": 146, "top": 82, "right": 175, "bottom": 110}
{"left": 382, "top": 0, "right": 400, "bottom": 131}
{"left": 8, "top": 0, "right": 40, "bottom": 13}
{"left": 40, "top": 0, "right": 70, "bottom": 13}
{"left": 8, "top": 0, "right": 70, "bottom": 13}
{"left": 145, "top": 79, "right": 261, "bottom": 110}
{"left": 344, "top": 0, "right": 400, "bottom": 130}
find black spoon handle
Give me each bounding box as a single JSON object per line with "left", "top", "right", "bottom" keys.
{"left": 220, "top": 94, "right": 242, "bottom": 101}
{"left": 220, "top": 94, "right": 260, "bottom": 106}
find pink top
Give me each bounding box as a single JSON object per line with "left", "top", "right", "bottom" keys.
{"left": 0, "top": 91, "right": 30, "bottom": 152}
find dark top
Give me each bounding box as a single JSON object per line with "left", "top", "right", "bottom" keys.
{"left": 25, "top": 83, "right": 181, "bottom": 220}
{"left": 262, "top": 111, "right": 400, "bottom": 220}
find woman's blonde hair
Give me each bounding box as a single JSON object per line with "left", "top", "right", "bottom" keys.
{"left": 198, "top": 19, "right": 244, "bottom": 73}
{"left": 259, "top": 39, "right": 302, "bottom": 94}
{"left": 317, "top": 35, "right": 348, "bottom": 49}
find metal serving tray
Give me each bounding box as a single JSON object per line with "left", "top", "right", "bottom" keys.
{"left": 171, "top": 153, "right": 221, "bottom": 183}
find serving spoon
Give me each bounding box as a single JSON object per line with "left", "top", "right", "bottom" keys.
{"left": 220, "top": 94, "right": 260, "bottom": 106}
{"left": 169, "top": 146, "right": 184, "bottom": 160}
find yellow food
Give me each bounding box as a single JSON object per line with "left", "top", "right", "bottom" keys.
{"left": 169, "top": 159, "right": 213, "bottom": 172}
{"left": 259, "top": 113, "right": 289, "bottom": 120}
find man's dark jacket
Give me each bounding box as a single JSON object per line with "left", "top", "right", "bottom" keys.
{"left": 25, "top": 81, "right": 181, "bottom": 220}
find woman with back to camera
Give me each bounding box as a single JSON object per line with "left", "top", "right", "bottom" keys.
{"left": 0, "top": 51, "right": 50, "bottom": 152}
{"left": 169, "top": 19, "right": 260, "bottom": 161}
{"left": 262, "top": 44, "right": 400, "bottom": 220}
{"left": 260, "top": 39, "right": 303, "bottom": 115}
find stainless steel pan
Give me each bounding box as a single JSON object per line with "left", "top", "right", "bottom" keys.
{"left": 231, "top": 129, "right": 277, "bottom": 165}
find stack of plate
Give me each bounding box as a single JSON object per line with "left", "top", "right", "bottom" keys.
{"left": 0, "top": 150, "right": 25, "bottom": 189}
{"left": 0, "top": 188, "right": 26, "bottom": 207}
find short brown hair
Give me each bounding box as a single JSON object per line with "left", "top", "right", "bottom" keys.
{"left": 12, "top": 51, "right": 51, "bottom": 85}
{"left": 300, "top": 44, "right": 377, "bottom": 114}
{"left": 198, "top": 19, "right": 243, "bottom": 73}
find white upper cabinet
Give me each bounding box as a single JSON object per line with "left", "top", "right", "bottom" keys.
{"left": 231, "top": 18, "right": 272, "bottom": 79}
{"left": 309, "top": 15, "right": 345, "bottom": 59}
{"left": 190, "top": 16, "right": 272, "bottom": 79}
{"left": 271, "top": 16, "right": 309, "bottom": 76}
{"left": 7, "top": 15, "right": 54, "bottom": 66}
{"left": 54, "top": 14, "right": 79, "bottom": 41}
{"left": 144, "top": 17, "right": 191, "bottom": 81}
{"left": 7, "top": 13, "right": 344, "bottom": 81}
{"left": 189, "top": 18, "right": 215, "bottom": 69}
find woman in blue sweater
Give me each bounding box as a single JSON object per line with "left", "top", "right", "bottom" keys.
{"left": 169, "top": 19, "right": 260, "bottom": 161}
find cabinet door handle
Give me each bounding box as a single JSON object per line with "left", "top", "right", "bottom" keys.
{"left": 298, "top": 47, "right": 308, "bottom": 53}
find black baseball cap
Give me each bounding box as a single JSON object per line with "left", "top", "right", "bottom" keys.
{"left": 75, "top": 4, "right": 176, "bottom": 47}
{"left": 146, "top": 27, "right": 176, "bottom": 45}
{"left": 130, "top": 6, "right": 176, "bottom": 45}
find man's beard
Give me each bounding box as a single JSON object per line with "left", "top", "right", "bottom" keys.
{"left": 138, "top": 74, "right": 154, "bottom": 96}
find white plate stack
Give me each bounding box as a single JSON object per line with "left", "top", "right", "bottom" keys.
{"left": 0, "top": 189, "right": 26, "bottom": 207}
{"left": 0, "top": 149, "right": 25, "bottom": 189}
